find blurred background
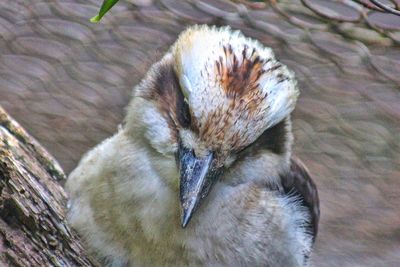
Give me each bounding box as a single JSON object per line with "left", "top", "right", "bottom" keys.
{"left": 0, "top": 0, "right": 399, "bottom": 266}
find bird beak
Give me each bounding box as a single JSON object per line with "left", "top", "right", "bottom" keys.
{"left": 177, "top": 143, "right": 221, "bottom": 228}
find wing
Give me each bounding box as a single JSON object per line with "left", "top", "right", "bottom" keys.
{"left": 280, "top": 157, "right": 320, "bottom": 242}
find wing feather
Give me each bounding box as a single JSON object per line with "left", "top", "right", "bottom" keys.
{"left": 280, "top": 157, "right": 320, "bottom": 242}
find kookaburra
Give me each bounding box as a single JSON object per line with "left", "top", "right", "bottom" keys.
{"left": 66, "top": 25, "right": 319, "bottom": 267}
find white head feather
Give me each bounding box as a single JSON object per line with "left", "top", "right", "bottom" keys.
{"left": 171, "top": 25, "right": 299, "bottom": 152}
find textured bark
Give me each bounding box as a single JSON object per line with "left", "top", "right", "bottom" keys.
{"left": 0, "top": 106, "right": 99, "bottom": 267}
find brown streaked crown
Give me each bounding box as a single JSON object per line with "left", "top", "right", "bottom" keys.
{"left": 138, "top": 25, "right": 299, "bottom": 154}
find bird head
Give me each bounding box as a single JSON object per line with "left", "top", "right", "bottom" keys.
{"left": 126, "top": 25, "right": 299, "bottom": 228}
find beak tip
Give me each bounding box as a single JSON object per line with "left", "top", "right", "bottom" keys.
{"left": 181, "top": 212, "right": 192, "bottom": 228}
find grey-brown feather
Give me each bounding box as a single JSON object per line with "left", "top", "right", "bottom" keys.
{"left": 280, "top": 157, "right": 320, "bottom": 242}
{"left": 236, "top": 118, "right": 319, "bottom": 244}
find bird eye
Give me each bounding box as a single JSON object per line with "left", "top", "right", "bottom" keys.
{"left": 236, "top": 120, "right": 287, "bottom": 157}
{"left": 177, "top": 97, "right": 192, "bottom": 128}
{"left": 181, "top": 99, "right": 191, "bottom": 128}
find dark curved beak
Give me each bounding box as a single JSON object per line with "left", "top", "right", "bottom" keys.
{"left": 177, "top": 143, "right": 221, "bottom": 228}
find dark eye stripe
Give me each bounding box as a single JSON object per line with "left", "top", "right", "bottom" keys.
{"left": 180, "top": 99, "right": 191, "bottom": 128}
{"left": 237, "top": 119, "right": 287, "bottom": 156}
{"left": 176, "top": 83, "right": 192, "bottom": 129}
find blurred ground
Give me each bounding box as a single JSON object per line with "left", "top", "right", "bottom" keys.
{"left": 0, "top": 0, "right": 399, "bottom": 266}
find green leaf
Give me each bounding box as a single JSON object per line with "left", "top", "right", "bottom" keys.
{"left": 90, "top": 0, "right": 120, "bottom": 23}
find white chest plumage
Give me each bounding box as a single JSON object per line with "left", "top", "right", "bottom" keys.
{"left": 67, "top": 131, "right": 311, "bottom": 267}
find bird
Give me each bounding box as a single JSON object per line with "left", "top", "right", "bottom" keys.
{"left": 66, "top": 25, "right": 320, "bottom": 267}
